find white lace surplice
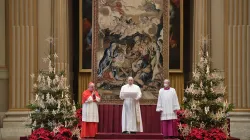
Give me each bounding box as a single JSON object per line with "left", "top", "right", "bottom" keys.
{"left": 82, "top": 96, "right": 100, "bottom": 122}
{"left": 156, "top": 88, "right": 180, "bottom": 120}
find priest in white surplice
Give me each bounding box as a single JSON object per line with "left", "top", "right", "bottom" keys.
{"left": 120, "top": 77, "right": 143, "bottom": 134}
{"left": 156, "top": 79, "right": 180, "bottom": 138}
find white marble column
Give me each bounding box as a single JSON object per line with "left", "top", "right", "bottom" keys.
{"left": 2, "top": 0, "right": 38, "bottom": 139}
{"left": 224, "top": 1, "right": 250, "bottom": 138}
{"left": 192, "top": 0, "right": 211, "bottom": 70}
{"left": 2, "top": 0, "right": 71, "bottom": 139}
{"left": 224, "top": 0, "right": 250, "bottom": 110}
{"left": 52, "top": 0, "right": 71, "bottom": 84}
{"left": 7, "top": 0, "right": 38, "bottom": 111}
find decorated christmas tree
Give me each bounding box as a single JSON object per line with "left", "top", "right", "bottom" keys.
{"left": 26, "top": 39, "right": 80, "bottom": 139}
{"left": 178, "top": 37, "right": 234, "bottom": 139}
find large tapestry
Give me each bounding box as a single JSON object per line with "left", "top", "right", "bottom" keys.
{"left": 79, "top": 0, "right": 182, "bottom": 73}
{"left": 92, "top": 0, "right": 169, "bottom": 104}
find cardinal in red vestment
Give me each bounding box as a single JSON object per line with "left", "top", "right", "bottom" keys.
{"left": 81, "top": 82, "right": 101, "bottom": 138}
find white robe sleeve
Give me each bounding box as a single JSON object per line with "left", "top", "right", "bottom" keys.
{"left": 173, "top": 89, "right": 180, "bottom": 110}
{"left": 156, "top": 89, "right": 163, "bottom": 112}
{"left": 135, "top": 86, "right": 142, "bottom": 100}
{"left": 120, "top": 86, "right": 125, "bottom": 99}
{"left": 85, "top": 96, "right": 93, "bottom": 103}
{"left": 96, "top": 96, "right": 101, "bottom": 102}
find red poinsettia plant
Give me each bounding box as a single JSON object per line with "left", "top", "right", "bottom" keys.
{"left": 28, "top": 128, "right": 54, "bottom": 140}
{"left": 176, "top": 110, "right": 185, "bottom": 123}
{"left": 176, "top": 109, "right": 227, "bottom": 140}
{"left": 185, "top": 128, "right": 227, "bottom": 140}
{"left": 53, "top": 126, "right": 73, "bottom": 140}
{"left": 29, "top": 127, "right": 74, "bottom": 140}
{"left": 29, "top": 108, "right": 81, "bottom": 140}
{"left": 186, "top": 128, "right": 208, "bottom": 140}
{"left": 176, "top": 110, "right": 187, "bottom": 130}
{"left": 76, "top": 108, "right": 82, "bottom": 129}
{"left": 207, "top": 128, "right": 227, "bottom": 140}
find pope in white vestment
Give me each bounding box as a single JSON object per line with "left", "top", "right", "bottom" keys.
{"left": 156, "top": 79, "right": 180, "bottom": 138}
{"left": 120, "top": 77, "right": 143, "bottom": 133}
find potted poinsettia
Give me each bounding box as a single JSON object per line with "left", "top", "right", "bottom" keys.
{"left": 75, "top": 108, "right": 82, "bottom": 129}
{"left": 52, "top": 126, "right": 73, "bottom": 140}
{"left": 28, "top": 128, "right": 54, "bottom": 140}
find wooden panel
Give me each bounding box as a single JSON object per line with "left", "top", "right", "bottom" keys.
{"left": 169, "top": 73, "right": 184, "bottom": 104}
{"left": 78, "top": 72, "right": 91, "bottom": 103}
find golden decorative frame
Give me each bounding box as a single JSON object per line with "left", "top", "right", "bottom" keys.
{"left": 91, "top": 0, "right": 169, "bottom": 104}
{"left": 169, "top": 0, "right": 183, "bottom": 73}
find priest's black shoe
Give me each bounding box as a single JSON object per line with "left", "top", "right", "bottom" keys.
{"left": 122, "top": 131, "right": 128, "bottom": 134}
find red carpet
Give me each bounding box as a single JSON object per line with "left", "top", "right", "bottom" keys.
{"left": 95, "top": 132, "right": 165, "bottom": 139}
{"left": 20, "top": 136, "right": 240, "bottom": 140}
{"left": 81, "top": 139, "right": 176, "bottom": 140}
{"left": 81, "top": 139, "right": 175, "bottom": 140}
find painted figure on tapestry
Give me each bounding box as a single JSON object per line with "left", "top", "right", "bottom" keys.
{"left": 81, "top": 82, "right": 101, "bottom": 138}
{"left": 96, "top": 0, "right": 164, "bottom": 100}
{"left": 156, "top": 79, "right": 180, "bottom": 138}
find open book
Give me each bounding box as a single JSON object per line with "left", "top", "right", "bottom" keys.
{"left": 121, "top": 92, "right": 138, "bottom": 99}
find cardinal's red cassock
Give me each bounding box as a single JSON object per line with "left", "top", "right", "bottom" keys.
{"left": 81, "top": 85, "right": 101, "bottom": 138}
